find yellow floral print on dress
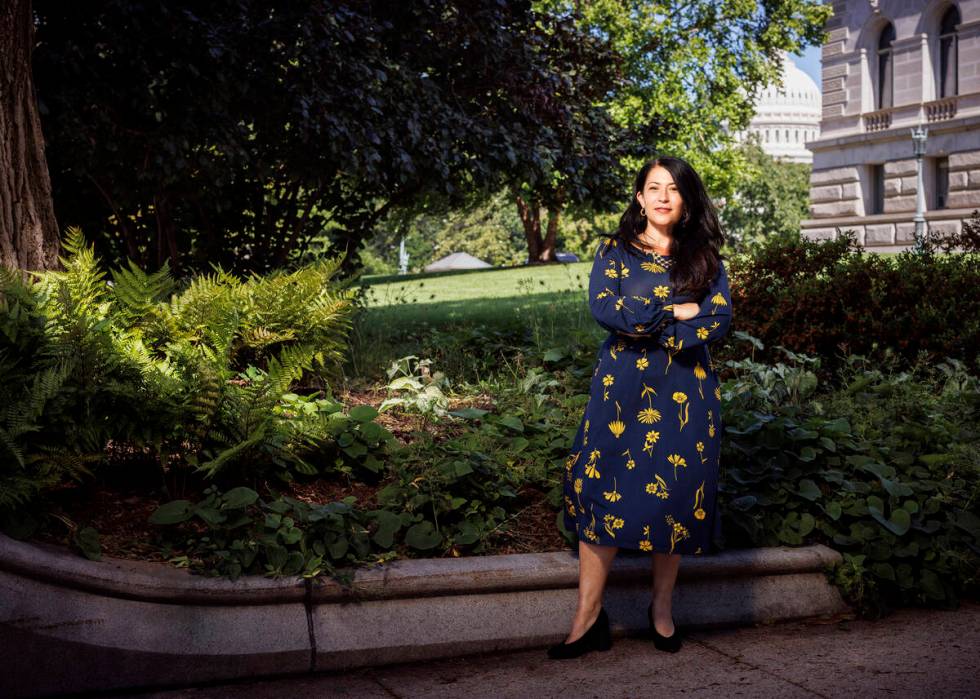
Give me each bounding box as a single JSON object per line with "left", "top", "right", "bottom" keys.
{"left": 561, "top": 243, "right": 732, "bottom": 554}
{"left": 602, "top": 373, "right": 614, "bottom": 401}
{"left": 584, "top": 449, "right": 601, "bottom": 479}
{"left": 603, "top": 513, "right": 625, "bottom": 538}
{"left": 645, "top": 473, "right": 670, "bottom": 499}
{"left": 663, "top": 336, "right": 683, "bottom": 373}
{"left": 622, "top": 448, "right": 636, "bottom": 470}
{"left": 667, "top": 453, "right": 687, "bottom": 480}
{"left": 603, "top": 476, "right": 623, "bottom": 502}
{"left": 694, "top": 362, "right": 707, "bottom": 399}
{"left": 693, "top": 481, "right": 706, "bottom": 520}
{"left": 672, "top": 391, "right": 689, "bottom": 431}
{"left": 608, "top": 400, "right": 626, "bottom": 438}
{"left": 638, "top": 383, "right": 661, "bottom": 423}
{"left": 666, "top": 514, "right": 690, "bottom": 554}
{"left": 710, "top": 292, "right": 728, "bottom": 314}
{"left": 642, "top": 429, "right": 661, "bottom": 456}
{"left": 635, "top": 351, "right": 649, "bottom": 371}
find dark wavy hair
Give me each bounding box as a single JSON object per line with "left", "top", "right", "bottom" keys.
{"left": 610, "top": 156, "right": 725, "bottom": 301}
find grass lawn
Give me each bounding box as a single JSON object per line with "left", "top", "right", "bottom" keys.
{"left": 359, "top": 260, "right": 591, "bottom": 306}
{"left": 349, "top": 261, "right": 603, "bottom": 381}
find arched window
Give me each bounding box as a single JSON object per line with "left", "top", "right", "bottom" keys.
{"left": 877, "top": 23, "right": 895, "bottom": 109}
{"left": 795, "top": 129, "right": 800, "bottom": 142}
{"left": 939, "top": 6, "right": 960, "bottom": 98}
{"left": 785, "top": 129, "right": 790, "bottom": 142}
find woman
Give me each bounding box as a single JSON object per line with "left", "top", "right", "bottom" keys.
{"left": 548, "top": 156, "right": 732, "bottom": 660}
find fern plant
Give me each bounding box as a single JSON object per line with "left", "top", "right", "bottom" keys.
{"left": 0, "top": 226, "right": 363, "bottom": 520}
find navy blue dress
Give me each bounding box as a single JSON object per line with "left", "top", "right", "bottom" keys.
{"left": 562, "top": 235, "right": 732, "bottom": 555}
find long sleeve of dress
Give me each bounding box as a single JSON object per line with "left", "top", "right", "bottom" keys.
{"left": 657, "top": 260, "right": 732, "bottom": 350}
{"left": 588, "top": 240, "right": 672, "bottom": 335}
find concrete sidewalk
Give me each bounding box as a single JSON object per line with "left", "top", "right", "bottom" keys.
{"left": 124, "top": 599, "right": 979, "bottom": 699}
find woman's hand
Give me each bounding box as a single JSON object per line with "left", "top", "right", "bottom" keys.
{"left": 671, "top": 302, "right": 700, "bottom": 321}
{"left": 614, "top": 301, "right": 701, "bottom": 337}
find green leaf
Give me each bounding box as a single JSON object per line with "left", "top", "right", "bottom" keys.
{"left": 871, "top": 562, "right": 896, "bottom": 581}
{"left": 328, "top": 536, "right": 349, "bottom": 559}
{"left": 824, "top": 500, "right": 842, "bottom": 520}
{"left": 818, "top": 437, "right": 837, "bottom": 452}
{"left": 454, "top": 520, "right": 480, "bottom": 545}
{"left": 449, "top": 407, "right": 490, "bottom": 420}
{"left": 265, "top": 545, "right": 288, "bottom": 570}
{"left": 798, "top": 512, "right": 815, "bottom": 537}
{"left": 870, "top": 506, "right": 911, "bottom": 536}
{"left": 359, "top": 422, "right": 384, "bottom": 442}
{"left": 797, "top": 479, "right": 821, "bottom": 501}
{"left": 283, "top": 551, "right": 305, "bottom": 576}
{"left": 798, "top": 446, "right": 817, "bottom": 461}
{"left": 349, "top": 405, "right": 379, "bottom": 422}
{"left": 405, "top": 521, "right": 442, "bottom": 550}
{"left": 74, "top": 526, "right": 102, "bottom": 561}
{"left": 193, "top": 505, "right": 226, "bottom": 526}
{"left": 281, "top": 527, "right": 303, "bottom": 545}
{"left": 371, "top": 510, "right": 402, "bottom": 548}
{"left": 497, "top": 415, "right": 524, "bottom": 433}
{"left": 879, "top": 477, "right": 913, "bottom": 498}
{"left": 729, "top": 495, "right": 757, "bottom": 511}
{"left": 222, "top": 486, "right": 259, "bottom": 509}
{"left": 149, "top": 500, "right": 194, "bottom": 525}
{"left": 542, "top": 348, "right": 566, "bottom": 362}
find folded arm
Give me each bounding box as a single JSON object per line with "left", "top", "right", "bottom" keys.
{"left": 588, "top": 241, "right": 672, "bottom": 334}
{"left": 655, "top": 260, "right": 732, "bottom": 350}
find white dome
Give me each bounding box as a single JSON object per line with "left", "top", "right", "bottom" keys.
{"left": 756, "top": 50, "right": 822, "bottom": 112}
{"left": 734, "top": 50, "right": 822, "bottom": 163}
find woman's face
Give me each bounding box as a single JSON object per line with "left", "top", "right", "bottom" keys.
{"left": 636, "top": 165, "right": 685, "bottom": 229}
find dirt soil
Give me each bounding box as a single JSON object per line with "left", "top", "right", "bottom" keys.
{"left": 26, "top": 388, "right": 571, "bottom": 569}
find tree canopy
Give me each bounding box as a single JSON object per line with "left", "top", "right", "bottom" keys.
{"left": 32, "top": 0, "right": 625, "bottom": 275}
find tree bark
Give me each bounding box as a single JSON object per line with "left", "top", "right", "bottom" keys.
{"left": 540, "top": 207, "right": 560, "bottom": 262}
{"left": 0, "top": 0, "right": 60, "bottom": 271}
{"left": 516, "top": 194, "right": 541, "bottom": 262}
{"left": 517, "top": 194, "right": 562, "bottom": 264}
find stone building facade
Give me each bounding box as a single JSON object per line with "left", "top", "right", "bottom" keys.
{"left": 802, "top": 0, "right": 980, "bottom": 249}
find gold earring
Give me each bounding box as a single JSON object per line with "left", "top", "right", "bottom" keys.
{"left": 640, "top": 207, "right": 646, "bottom": 216}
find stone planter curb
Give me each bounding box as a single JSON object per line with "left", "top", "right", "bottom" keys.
{"left": 0, "top": 533, "right": 851, "bottom": 698}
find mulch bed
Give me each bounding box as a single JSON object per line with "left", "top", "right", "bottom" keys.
{"left": 26, "top": 387, "right": 570, "bottom": 569}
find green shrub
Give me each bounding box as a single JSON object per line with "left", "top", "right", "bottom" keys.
{"left": 728, "top": 228, "right": 980, "bottom": 374}
{"left": 719, "top": 337, "right": 980, "bottom": 617}
{"left": 0, "top": 227, "right": 372, "bottom": 517}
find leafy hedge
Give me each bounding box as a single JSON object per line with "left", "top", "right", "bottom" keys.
{"left": 728, "top": 229, "right": 980, "bottom": 373}
{"left": 719, "top": 338, "right": 980, "bottom": 616}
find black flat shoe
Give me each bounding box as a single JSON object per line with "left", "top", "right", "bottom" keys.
{"left": 647, "top": 602, "right": 682, "bottom": 653}
{"left": 547, "top": 606, "right": 612, "bottom": 659}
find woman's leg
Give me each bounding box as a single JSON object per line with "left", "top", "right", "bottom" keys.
{"left": 564, "top": 539, "right": 618, "bottom": 643}
{"left": 651, "top": 552, "right": 681, "bottom": 636}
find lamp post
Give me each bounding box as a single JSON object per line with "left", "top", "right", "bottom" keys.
{"left": 911, "top": 124, "right": 928, "bottom": 252}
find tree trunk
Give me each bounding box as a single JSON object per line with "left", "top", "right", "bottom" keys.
{"left": 517, "top": 194, "right": 563, "bottom": 264}
{"left": 540, "top": 207, "right": 560, "bottom": 262}
{"left": 0, "top": 0, "right": 60, "bottom": 271}
{"left": 516, "top": 194, "right": 542, "bottom": 263}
